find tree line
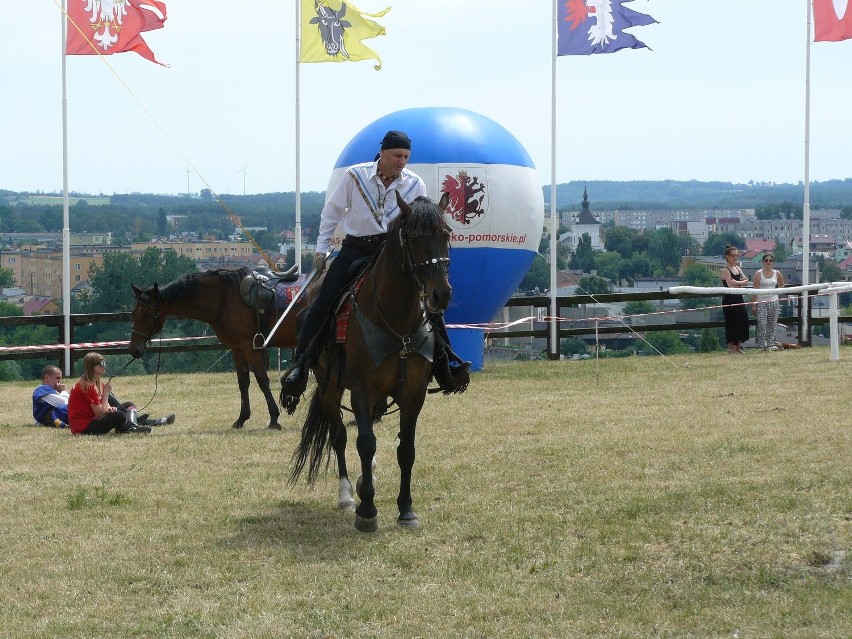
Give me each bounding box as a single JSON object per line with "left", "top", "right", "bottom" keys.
{"left": 0, "top": 191, "right": 329, "bottom": 243}
{"left": 3, "top": 180, "right": 852, "bottom": 242}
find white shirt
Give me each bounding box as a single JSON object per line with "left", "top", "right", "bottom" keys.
{"left": 315, "top": 161, "right": 426, "bottom": 254}
{"left": 757, "top": 268, "right": 780, "bottom": 302}
{"left": 42, "top": 389, "right": 69, "bottom": 408}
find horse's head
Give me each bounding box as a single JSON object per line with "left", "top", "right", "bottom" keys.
{"left": 394, "top": 191, "right": 453, "bottom": 314}
{"left": 129, "top": 282, "right": 164, "bottom": 359}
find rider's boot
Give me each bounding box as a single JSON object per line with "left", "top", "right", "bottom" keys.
{"left": 283, "top": 352, "right": 309, "bottom": 395}
{"left": 432, "top": 346, "right": 470, "bottom": 395}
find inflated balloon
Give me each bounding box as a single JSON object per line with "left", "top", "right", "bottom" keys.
{"left": 328, "top": 107, "right": 544, "bottom": 369}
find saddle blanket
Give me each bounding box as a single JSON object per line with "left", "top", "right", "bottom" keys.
{"left": 335, "top": 271, "right": 369, "bottom": 343}
{"left": 272, "top": 274, "right": 308, "bottom": 311}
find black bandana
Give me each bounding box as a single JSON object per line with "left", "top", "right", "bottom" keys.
{"left": 380, "top": 130, "right": 411, "bottom": 150}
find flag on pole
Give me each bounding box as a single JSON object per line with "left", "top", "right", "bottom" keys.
{"left": 558, "top": 0, "right": 657, "bottom": 55}
{"left": 813, "top": 0, "right": 852, "bottom": 42}
{"left": 66, "top": 0, "right": 168, "bottom": 66}
{"left": 300, "top": 0, "right": 390, "bottom": 70}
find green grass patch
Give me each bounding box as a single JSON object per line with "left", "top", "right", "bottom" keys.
{"left": 0, "top": 349, "right": 849, "bottom": 638}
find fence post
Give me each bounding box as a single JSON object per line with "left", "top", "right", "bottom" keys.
{"left": 60, "top": 320, "right": 69, "bottom": 376}
{"left": 796, "top": 292, "right": 813, "bottom": 348}
{"left": 829, "top": 291, "right": 840, "bottom": 361}
{"left": 805, "top": 293, "right": 813, "bottom": 347}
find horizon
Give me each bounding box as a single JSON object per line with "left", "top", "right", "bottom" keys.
{"left": 6, "top": 176, "right": 852, "bottom": 200}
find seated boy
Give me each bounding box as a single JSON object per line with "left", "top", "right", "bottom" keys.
{"left": 32, "top": 365, "right": 70, "bottom": 428}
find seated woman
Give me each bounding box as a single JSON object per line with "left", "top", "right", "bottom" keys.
{"left": 67, "top": 352, "right": 150, "bottom": 435}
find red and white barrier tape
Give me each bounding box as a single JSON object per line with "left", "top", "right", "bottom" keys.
{"left": 0, "top": 334, "right": 215, "bottom": 354}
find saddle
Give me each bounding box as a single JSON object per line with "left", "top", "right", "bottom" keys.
{"left": 239, "top": 264, "right": 300, "bottom": 310}
{"left": 239, "top": 264, "right": 300, "bottom": 349}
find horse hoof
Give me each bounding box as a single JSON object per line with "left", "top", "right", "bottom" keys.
{"left": 397, "top": 512, "right": 420, "bottom": 529}
{"left": 338, "top": 499, "right": 356, "bottom": 513}
{"left": 354, "top": 514, "right": 378, "bottom": 533}
{"left": 231, "top": 422, "right": 245, "bottom": 429}
{"left": 268, "top": 422, "right": 282, "bottom": 431}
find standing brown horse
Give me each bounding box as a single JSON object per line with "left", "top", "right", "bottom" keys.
{"left": 285, "top": 192, "right": 453, "bottom": 532}
{"left": 129, "top": 268, "right": 309, "bottom": 430}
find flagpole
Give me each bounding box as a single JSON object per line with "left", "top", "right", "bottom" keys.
{"left": 294, "top": 0, "right": 303, "bottom": 274}
{"left": 802, "top": 0, "right": 812, "bottom": 342}
{"left": 548, "top": 0, "right": 558, "bottom": 360}
{"left": 61, "top": 0, "right": 72, "bottom": 375}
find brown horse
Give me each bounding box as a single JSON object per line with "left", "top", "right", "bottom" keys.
{"left": 286, "top": 192, "right": 453, "bottom": 532}
{"left": 129, "top": 268, "right": 309, "bottom": 430}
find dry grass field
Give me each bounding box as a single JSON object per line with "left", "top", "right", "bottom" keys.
{"left": 1, "top": 348, "right": 849, "bottom": 638}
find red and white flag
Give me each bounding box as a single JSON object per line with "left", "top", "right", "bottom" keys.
{"left": 814, "top": 0, "right": 852, "bottom": 42}
{"left": 66, "top": 0, "right": 168, "bottom": 65}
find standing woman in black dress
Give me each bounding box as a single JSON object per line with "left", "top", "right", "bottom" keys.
{"left": 720, "top": 246, "right": 751, "bottom": 354}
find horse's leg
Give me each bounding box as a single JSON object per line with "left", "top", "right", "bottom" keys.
{"left": 248, "top": 350, "right": 282, "bottom": 430}
{"left": 331, "top": 421, "right": 355, "bottom": 512}
{"left": 396, "top": 386, "right": 427, "bottom": 529}
{"left": 312, "top": 383, "right": 353, "bottom": 511}
{"left": 231, "top": 350, "right": 252, "bottom": 429}
{"left": 351, "top": 393, "right": 379, "bottom": 532}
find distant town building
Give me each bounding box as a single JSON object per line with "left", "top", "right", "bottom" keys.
{"left": 130, "top": 239, "right": 255, "bottom": 262}
{"left": 560, "top": 186, "right": 603, "bottom": 250}
{"left": 0, "top": 248, "right": 107, "bottom": 299}
{"left": 69, "top": 232, "right": 112, "bottom": 246}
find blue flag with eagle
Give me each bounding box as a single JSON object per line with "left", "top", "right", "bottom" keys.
{"left": 558, "top": 0, "right": 657, "bottom": 55}
{"left": 300, "top": 0, "right": 391, "bottom": 70}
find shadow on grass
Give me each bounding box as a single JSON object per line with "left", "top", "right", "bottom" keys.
{"left": 222, "top": 498, "right": 394, "bottom": 558}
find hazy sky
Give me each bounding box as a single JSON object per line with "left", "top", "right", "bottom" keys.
{"left": 3, "top": 1, "right": 851, "bottom": 196}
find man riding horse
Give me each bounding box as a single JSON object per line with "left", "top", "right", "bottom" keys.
{"left": 284, "top": 130, "right": 470, "bottom": 396}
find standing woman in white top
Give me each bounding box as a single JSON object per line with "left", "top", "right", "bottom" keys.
{"left": 752, "top": 253, "right": 785, "bottom": 351}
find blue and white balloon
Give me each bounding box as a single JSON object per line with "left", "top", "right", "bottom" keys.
{"left": 328, "top": 107, "right": 544, "bottom": 369}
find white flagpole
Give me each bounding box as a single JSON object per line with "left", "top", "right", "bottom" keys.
{"left": 802, "top": 0, "right": 813, "bottom": 343}
{"left": 548, "top": 0, "right": 558, "bottom": 360}
{"left": 61, "top": 0, "right": 72, "bottom": 374}
{"left": 294, "top": 0, "right": 303, "bottom": 273}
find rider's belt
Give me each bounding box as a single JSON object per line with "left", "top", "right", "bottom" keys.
{"left": 343, "top": 233, "right": 386, "bottom": 252}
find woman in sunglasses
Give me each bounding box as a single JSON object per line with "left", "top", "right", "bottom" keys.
{"left": 752, "top": 253, "right": 785, "bottom": 351}
{"left": 67, "top": 352, "right": 151, "bottom": 435}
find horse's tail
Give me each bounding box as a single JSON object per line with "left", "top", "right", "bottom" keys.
{"left": 289, "top": 387, "right": 333, "bottom": 486}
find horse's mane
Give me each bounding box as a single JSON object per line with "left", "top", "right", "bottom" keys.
{"left": 389, "top": 196, "right": 451, "bottom": 238}
{"left": 156, "top": 267, "right": 249, "bottom": 303}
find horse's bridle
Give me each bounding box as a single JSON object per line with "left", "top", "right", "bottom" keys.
{"left": 399, "top": 226, "right": 450, "bottom": 296}
{"left": 131, "top": 295, "right": 161, "bottom": 346}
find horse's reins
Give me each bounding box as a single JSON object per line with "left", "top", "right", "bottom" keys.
{"left": 125, "top": 295, "right": 166, "bottom": 412}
